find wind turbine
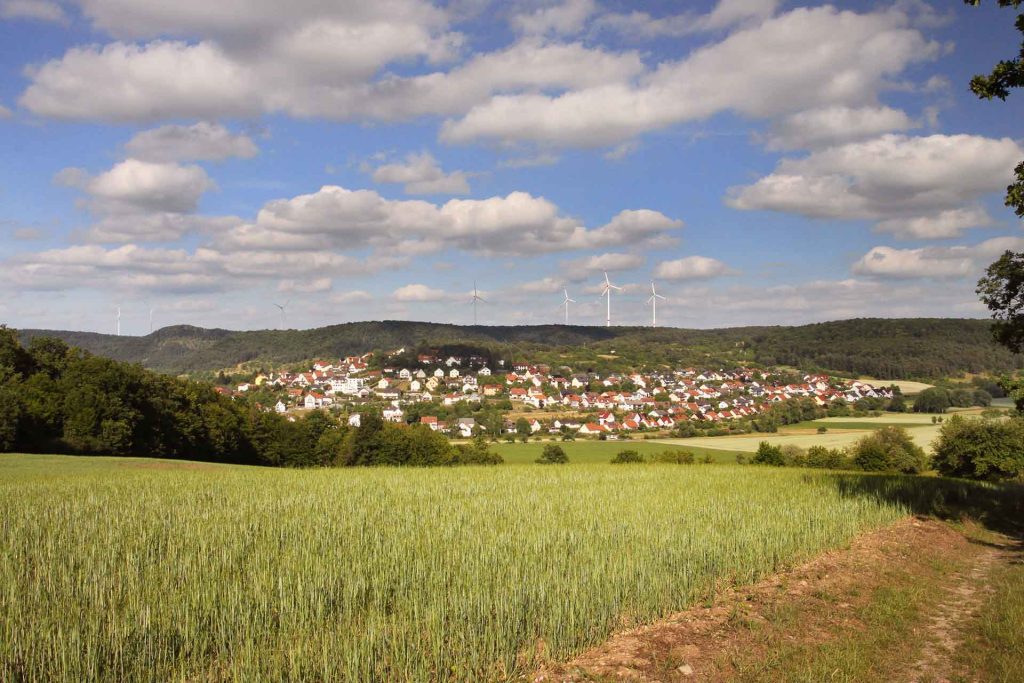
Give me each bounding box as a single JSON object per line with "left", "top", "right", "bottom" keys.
{"left": 149, "top": 307, "right": 155, "bottom": 334}
{"left": 470, "top": 281, "right": 486, "bottom": 325}
{"left": 647, "top": 281, "right": 666, "bottom": 328}
{"left": 115, "top": 306, "right": 121, "bottom": 336}
{"left": 273, "top": 300, "right": 289, "bottom": 329}
{"left": 561, "top": 288, "right": 575, "bottom": 325}
{"left": 600, "top": 271, "right": 622, "bottom": 328}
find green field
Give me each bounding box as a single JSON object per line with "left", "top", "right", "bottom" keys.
{"left": 660, "top": 424, "right": 942, "bottom": 454}
{"left": 492, "top": 440, "right": 743, "bottom": 464}
{"left": 1, "top": 453, "right": 928, "bottom": 682}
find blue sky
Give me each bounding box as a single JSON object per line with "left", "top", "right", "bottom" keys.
{"left": 1, "top": 0, "right": 1022, "bottom": 334}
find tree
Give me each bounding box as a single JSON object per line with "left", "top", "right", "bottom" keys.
{"left": 752, "top": 441, "right": 785, "bottom": 466}
{"left": 610, "top": 449, "right": 644, "bottom": 463}
{"left": 535, "top": 443, "right": 568, "bottom": 464}
{"left": 851, "top": 426, "right": 928, "bottom": 474}
{"left": 964, "top": 0, "right": 1024, "bottom": 217}
{"left": 913, "top": 387, "right": 951, "bottom": 413}
{"left": 932, "top": 414, "right": 1024, "bottom": 480}
{"left": 515, "top": 417, "right": 531, "bottom": 437}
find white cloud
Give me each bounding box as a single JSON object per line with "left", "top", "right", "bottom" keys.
{"left": 728, "top": 134, "right": 1023, "bottom": 236}
{"left": 512, "top": 0, "right": 596, "bottom": 37}
{"left": 519, "top": 277, "right": 564, "bottom": 293}
{"left": 0, "top": 0, "right": 66, "bottom": 23}
{"left": 765, "top": 106, "right": 917, "bottom": 150}
{"left": 852, "top": 237, "right": 1024, "bottom": 279}
{"left": 498, "top": 152, "right": 560, "bottom": 169}
{"left": 393, "top": 283, "right": 446, "bottom": 302}
{"left": 124, "top": 122, "right": 259, "bottom": 162}
{"left": 442, "top": 5, "right": 939, "bottom": 148}
{"left": 278, "top": 277, "right": 333, "bottom": 293}
{"left": 563, "top": 252, "right": 643, "bottom": 276}
{"left": 0, "top": 104, "right": 11, "bottom": 119}
{"left": 330, "top": 290, "right": 373, "bottom": 304}
{"left": 217, "top": 185, "right": 683, "bottom": 257}
{"left": 595, "top": 0, "right": 780, "bottom": 39}
{"left": 874, "top": 207, "right": 994, "bottom": 240}
{"left": 370, "top": 151, "right": 470, "bottom": 195}
{"left": 654, "top": 256, "right": 732, "bottom": 280}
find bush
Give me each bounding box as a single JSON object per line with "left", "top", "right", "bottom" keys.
{"left": 816, "top": 426, "right": 828, "bottom": 434}
{"left": 914, "top": 388, "right": 950, "bottom": 413}
{"left": 610, "top": 449, "right": 644, "bottom": 464}
{"left": 805, "top": 445, "right": 851, "bottom": 469}
{"left": 780, "top": 444, "right": 806, "bottom": 467}
{"left": 535, "top": 443, "right": 569, "bottom": 464}
{"left": 752, "top": 441, "right": 785, "bottom": 466}
{"left": 650, "top": 449, "right": 695, "bottom": 464}
{"left": 931, "top": 415, "right": 1024, "bottom": 481}
{"left": 851, "top": 426, "right": 927, "bottom": 474}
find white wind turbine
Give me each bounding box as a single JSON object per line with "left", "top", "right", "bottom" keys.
{"left": 600, "top": 271, "right": 622, "bottom": 328}
{"left": 470, "top": 281, "right": 486, "bottom": 325}
{"left": 273, "top": 300, "right": 290, "bottom": 329}
{"left": 149, "top": 307, "right": 155, "bottom": 334}
{"left": 116, "top": 306, "right": 121, "bottom": 336}
{"left": 561, "top": 288, "right": 576, "bottom": 325}
{"left": 647, "top": 281, "right": 666, "bottom": 328}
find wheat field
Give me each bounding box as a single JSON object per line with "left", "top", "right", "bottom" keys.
{"left": 1, "top": 454, "right": 915, "bottom": 682}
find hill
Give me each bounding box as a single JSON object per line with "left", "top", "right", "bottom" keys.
{"left": 14, "top": 318, "right": 1022, "bottom": 380}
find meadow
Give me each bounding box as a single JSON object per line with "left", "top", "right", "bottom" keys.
{"left": 1, "top": 453, "right": 926, "bottom": 682}
{"left": 492, "top": 440, "right": 742, "bottom": 464}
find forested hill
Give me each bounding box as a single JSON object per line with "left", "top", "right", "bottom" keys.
{"left": 15, "top": 318, "right": 1023, "bottom": 380}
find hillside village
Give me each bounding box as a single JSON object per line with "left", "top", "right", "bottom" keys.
{"left": 222, "top": 349, "right": 897, "bottom": 439}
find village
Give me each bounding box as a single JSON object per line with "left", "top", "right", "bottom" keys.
{"left": 222, "top": 350, "right": 897, "bottom": 439}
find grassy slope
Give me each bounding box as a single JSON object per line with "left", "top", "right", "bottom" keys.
{"left": 492, "top": 440, "right": 743, "bottom": 464}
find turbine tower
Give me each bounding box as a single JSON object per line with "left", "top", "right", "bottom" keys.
{"left": 647, "top": 281, "right": 666, "bottom": 328}
{"left": 273, "top": 300, "right": 289, "bottom": 329}
{"left": 149, "top": 308, "right": 155, "bottom": 334}
{"left": 600, "top": 271, "right": 622, "bottom": 328}
{"left": 116, "top": 307, "right": 121, "bottom": 336}
{"left": 470, "top": 281, "right": 486, "bottom": 325}
{"left": 561, "top": 288, "right": 576, "bottom": 325}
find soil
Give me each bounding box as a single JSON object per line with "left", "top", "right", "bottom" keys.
{"left": 529, "top": 517, "right": 1016, "bottom": 683}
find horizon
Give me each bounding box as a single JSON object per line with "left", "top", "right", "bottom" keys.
{"left": 2, "top": 0, "right": 1022, "bottom": 333}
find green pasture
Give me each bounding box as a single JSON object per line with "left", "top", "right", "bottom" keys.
{"left": 492, "top": 439, "right": 743, "bottom": 464}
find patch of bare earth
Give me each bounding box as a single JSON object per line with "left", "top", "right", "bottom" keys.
{"left": 529, "top": 517, "right": 999, "bottom": 683}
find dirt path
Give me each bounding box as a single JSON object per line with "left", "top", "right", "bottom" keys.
{"left": 529, "top": 518, "right": 1017, "bottom": 683}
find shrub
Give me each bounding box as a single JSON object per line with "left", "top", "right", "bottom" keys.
{"left": 752, "top": 441, "right": 785, "bottom": 466}
{"left": 610, "top": 449, "right": 645, "bottom": 464}
{"left": 805, "top": 445, "right": 850, "bottom": 470}
{"left": 780, "top": 444, "right": 806, "bottom": 467}
{"left": 535, "top": 444, "right": 568, "bottom": 464}
{"left": 816, "top": 426, "right": 828, "bottom": 434}
{"left": 931, "top": 415, "right": 1024, "bottom": 481}
{"left": 649, "top": 449, "right": 695, "bottom": 464}
{"left": 851, "top": 426, "right": 927, "bottom": 474}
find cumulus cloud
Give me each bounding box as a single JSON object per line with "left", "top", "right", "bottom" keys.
{"left": 278, "top": 277, "right": 332, "bottom": 293}
{"left": 595, "top": 0, "right": 780, "bottom": 39}
{"left": 369, "top": 151, "right": 470, "bottom": 195}
{"left": 765, "top": 106, "right": 917, "bottom": 150}
{"left": 563, "top": 252, "right": 644, "bottom": 276}
{"left": 0, "top": 0, "right": 66, "bottom": 23}
{"left": 511, "top": 0, "right": 596, "bottom": 36}
{"left": 331, "top": 290, "right": 373, "bottom": 304}
{"left": 215, "top": 185, "right": 683, "bottom": 257}
{"left": 728, "top": 134, "right": 1023, "bottom": 237}
{"left": 873, "top": 207, "right": 994, "bottom": 240}
{"left": 0, "top": 104, "right": 12, "bottom": 119}
{"left": 124, "top": 122, "right": 259, "bottom": 162}
{"left": 442, "top": 5, "right": 939, "bottom": 148}
{"left": 393, "top": 283, "right": 446, "bottom": 302}
{"left": 654, "top": 256, "right": 732, "bottom": 280}
{"left": 54, "top": 158, "right": 232, "bottom": 243}
{"left": 519, "top": 277, "right": 565, "bottom": 293}
{"left": 852, "top": 237, "right": 1024, "bottom": 280}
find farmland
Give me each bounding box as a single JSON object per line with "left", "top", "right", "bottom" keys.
{"left": 2, "top": 453, "right": 925, "bottom": 682}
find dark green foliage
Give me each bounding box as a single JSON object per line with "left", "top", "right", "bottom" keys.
{"left": 914, "top": 387, "right": 951, "bottom": 413}
{"left": 806, "top": 445, "right": 851, "bottom": 470}
{"left": 932, "top": 415, "right": 1024, "bottom": 481}
{"left": 535, "top": 444, "right": 568, "bottom": 464}
{"left": 964, "top": 1, "right": 1024, "bottom": 217}
{"left": 610, "top": 449, "right": 644, "bottom": 464}
{"left": 851, "top": 426, "right": 928, "bottom": 474}
{"left": 17, "top": 318, "right": 1024, "bottom": 379}
{"left": 978, "top": 251, "right": 1024, "bottom": 354}
{"left": 752, "top": 441, "right": 785, "bottom": 466}
{"left": 453, "top": 434, "right": 504, "bottom": 465}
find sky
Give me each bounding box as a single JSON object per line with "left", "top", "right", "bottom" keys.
{"left": 0, "top": 0, "right": 1022, "bottom": 334}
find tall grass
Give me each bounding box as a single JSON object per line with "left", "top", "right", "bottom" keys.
{"left": 1, "top": 454, "right": 915, "bottom": 682}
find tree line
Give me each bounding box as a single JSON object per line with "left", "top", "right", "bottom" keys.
{"left": 0, "top": 328, "right": 499, "bottom": 468}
